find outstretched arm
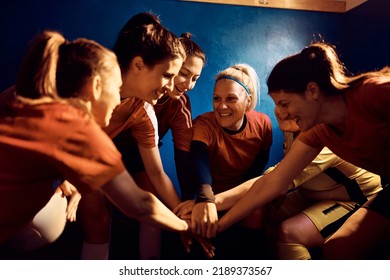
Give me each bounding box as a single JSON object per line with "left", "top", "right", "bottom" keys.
{"left": 218, "top": 140, "right": 320, "bottom": 232}
{"left": 101, "top": 170, "right": 188, "bottom": 232}
{"left": 214, "top": 176, "right": 259, "bottom": 211}
{"left": 139, "top": 145, "right": 181, "bottom": 209}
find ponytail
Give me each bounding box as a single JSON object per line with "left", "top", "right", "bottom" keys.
{"left": 16, "top": 30, "right": 66, "bottom": 98}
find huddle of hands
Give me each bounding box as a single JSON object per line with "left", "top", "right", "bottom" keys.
{"left": 174, "top": 200, "right": 219, "bottom": 259}
{"left": 57, "top": 182, "right": 219, "bottom": 258}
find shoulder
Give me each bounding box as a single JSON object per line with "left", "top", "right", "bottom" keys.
{"left": 194, "top": 111, "right": 214, "bottom": 124}
{"left": 246, "top": 110, "right": 272, "bottom": 128}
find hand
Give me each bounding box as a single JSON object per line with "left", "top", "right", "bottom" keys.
{"left": 193, "top": 235, "right": 215, "bottom": 259}
{"left": 174, "top": 200, "right": 195, "bottom": 218}
{"left": 191, "top": 202, "right": 218, "bottom": 238}
{"left": 58, "top": 181, "right": 81, "bottom": 222}
{"left": 179, "top": 232, "right": 215, "bottom": 259}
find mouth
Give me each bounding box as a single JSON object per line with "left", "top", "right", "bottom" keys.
{"left": 174, "top": 86, "right": 187, "bottom": 96}
{"left": 218, "top": 112, "right": 232, "bottom": 118}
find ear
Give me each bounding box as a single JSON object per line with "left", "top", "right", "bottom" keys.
{"left": 306, "top": 82, "right": 320, "bottom": 100}
{"left": 131, "top": 56, "right": 145, "bottom": 73}
{"left": 245, "top": 95, "right": 252, "bottom": 109}
{"left": 91, "top": 75, "right": 102, "bottom": 101}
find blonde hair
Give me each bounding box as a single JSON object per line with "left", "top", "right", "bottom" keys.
{"left": 15, "top": 30, "right": 118, "bottom": 116}
{"left": 215, "top": 63, "right": 260, "bottom": 111}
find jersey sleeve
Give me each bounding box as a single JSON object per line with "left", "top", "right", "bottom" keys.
{"left": 54, "top": 116, "right": 125, "bottom": 192}
{"left": 170, "top": 95, "right": 193, "bottom": 152}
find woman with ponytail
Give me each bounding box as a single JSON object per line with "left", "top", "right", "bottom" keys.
{"left": 216, "top": 41, "right": 390, "bottom": 259}
{"left": 131, "top": 32, "right": 207, "bottom": 258}
{"left": 0, "top": 30, "right": 188, "bottom": 252}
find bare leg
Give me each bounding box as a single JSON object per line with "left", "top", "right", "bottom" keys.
{"left": 277, "top": 213, "right": 324, "bottom": 259}
{"left": 79, "top": 190, "right": 112, "bottom": 260}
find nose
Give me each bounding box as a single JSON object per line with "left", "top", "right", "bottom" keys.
{"left": 217, "top": 100, "right": 228, "bottom": 109}
{"left": 165, "top": 77, "right": 175, "bottom": 93}
{"left": 275, "top": 106, "right": 289, "bottom": 120}
{"left": 185, "top": 79, "right": 196, "bottom": 91}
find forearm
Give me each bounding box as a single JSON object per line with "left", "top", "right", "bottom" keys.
{"left": 149, "top": 172, "right": 181, "bottom": 209}
{"left": 101, "top": 170, "right": 187, "bottom": 232}
{"left": 218, "top": 175, "right": 283, "bottom": 232}
{"left": 214, "top": 177, "right": 259, "bottom": 211}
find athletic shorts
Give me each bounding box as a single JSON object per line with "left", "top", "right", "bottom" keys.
{"left": 266, "top": 190, "right": 358, "bottom": 239}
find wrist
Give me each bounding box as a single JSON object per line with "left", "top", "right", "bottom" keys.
{"left": 195, "top": 184, "right": 215, "bottom": 203}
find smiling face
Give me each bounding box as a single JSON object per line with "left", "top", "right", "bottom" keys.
{"left": 274, "top": 105, "right": 300, "bottom": 133}
{"left": 166, "top": 55, "right": 204, "bottom": 100}
{"left": 121, "top": 56, "right": 183, "bottom": 105}
{"left": 213, "top": 79, "right": 250, "bottom": 131}
{"left": 270, "top": 89, "right": 320, "bottom": 132}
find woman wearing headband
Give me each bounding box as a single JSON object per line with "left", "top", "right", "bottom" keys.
{"left": 175, "top": 63, "right": 272, "bottom": 259}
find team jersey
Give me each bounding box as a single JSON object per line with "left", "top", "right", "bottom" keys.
{"left": 104, "top": 97, "right": 158, "bottom": 148}
{"left": 154, "top": 93, "right": 193, "bottom": 151}
{"left": 298, "top": 76, "right": 390, "bottom": 179}
{"left": 193, "top": 110, "right": 272, "bottom": 193}
{"left": 0, "top": 95, "right": 125, "bottom": 242}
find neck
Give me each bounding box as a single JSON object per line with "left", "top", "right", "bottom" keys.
{"left": 322, "top": 94, "right": 348, "bottom": 135}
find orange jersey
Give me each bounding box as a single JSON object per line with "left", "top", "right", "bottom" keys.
{"left": 104, "top": 97, "right": 158, "bottom": 149}
{"left": 0, "top": 97, "right": 125, "bottom": 242}
{"left": 154, "top": 93, "right": 193, "bottom": 151}
{"left": 298, "top": 76, "right": 390, "bottom": 179}
{"left": 193, "top": 110, "right": 272, "bottom": 193}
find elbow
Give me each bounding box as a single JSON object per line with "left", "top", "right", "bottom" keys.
{"left": 123, "top": 192, "right": 156, "bottom": 221}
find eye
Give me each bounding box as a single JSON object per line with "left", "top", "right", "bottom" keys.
{"left": 227, "top": 96, "right": 238, "bottom": 102}
{"left": 213, "top": 96, "right": 221, "bottom": 102}
{"left": 179, "top": 71, "right": 188, "bottom": 77}
{"left": 163, "top": 73, "right": 174, "bottom": 80}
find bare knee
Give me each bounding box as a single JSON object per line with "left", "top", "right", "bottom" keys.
{"left": 277, "top": 221, "right": 300, "bottom": 243}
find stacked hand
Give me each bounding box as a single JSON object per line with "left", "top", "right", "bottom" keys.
{"left": 174, "top": 200, "right": 217, "bottom": 258}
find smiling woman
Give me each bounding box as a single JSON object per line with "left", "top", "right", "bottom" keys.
{"left": 78, "top": 11, "right": 188, "bottom": 260}
{"left": 216, "top": 41, "right": 390, "bottom": 260}
{"left": 173, "top": 63, "right": 273, "bottom": 259}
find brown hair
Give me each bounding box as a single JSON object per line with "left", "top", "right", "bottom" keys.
{"left": 113, "top": 12, "right": 186, "bottom": 72}
{"left": 267, "top": 42, "right": 390, "bottom": 96}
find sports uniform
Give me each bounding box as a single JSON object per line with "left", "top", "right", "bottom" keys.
{"left": 192, "top": 110, "right": 272, "bottom": 194}
{"left": 298, "top": 76, "right": 390, "bottom": 218}
{"left": 0, "top": 95, "right": 125, "bottom": 243}
{"left": 104, "top": 97, "right": 158, "bottom": 174}
{"left": 190, "top": 109, "right": 272, "bottom": 259}
{"left": 109, "top": 94, "right": 195, "bottom": 199}
{"left": 154, "top": 94, "right": 194, "bottom": 199}
{"left": 266, "top": 131, "right": 382, "bottom": 238}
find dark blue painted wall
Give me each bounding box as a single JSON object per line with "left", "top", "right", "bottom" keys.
{"left": 0, "top": 0, "right": 388, "bottom": 193}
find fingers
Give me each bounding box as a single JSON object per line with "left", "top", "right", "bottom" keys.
{"left": 66, "top": 192, "right": 81, "bottom": 222}
{"left": 174, "top": 200, "right": 195, "bottom": 217}
{"left": 180, "top": 233, "right": 193, "bottom": 253}
{"left": 196, "top": 236, "right": 215, "bottom": 259}
{"left": 206, "top": 221, "right": 218, "bottom": 239}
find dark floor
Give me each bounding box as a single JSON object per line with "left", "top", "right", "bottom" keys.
{"left": 0, "top": 215, "right": 272, "bottom": 260}
{"left": 1, "top": 214, "right": 389, "bottom": 260}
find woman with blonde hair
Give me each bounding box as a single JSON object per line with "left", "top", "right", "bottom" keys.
{"left": 0, "top": 30, "right": 188, "bottom": 252}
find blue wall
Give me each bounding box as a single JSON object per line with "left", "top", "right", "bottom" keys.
{"left": 0, "top": 0, "right": 388, "bottom": 192}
